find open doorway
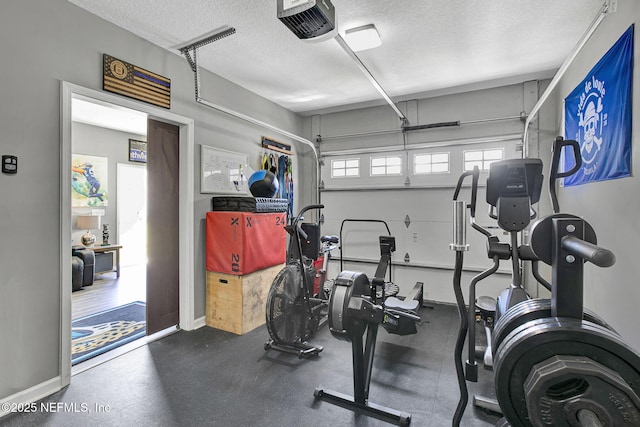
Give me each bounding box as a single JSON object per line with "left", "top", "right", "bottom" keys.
{"left": 70, "top": 99, "right": 149, "bottom": 365}
{"left": 61, "top": 81, "right": 195, "bottom": 387}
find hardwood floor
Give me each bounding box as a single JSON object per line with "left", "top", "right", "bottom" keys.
{"left": 72, "top": 263, "right": 146, "bottom": 320}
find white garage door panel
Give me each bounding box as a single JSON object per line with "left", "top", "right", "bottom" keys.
{"left": 321, "top": 188, "right": 504, "bottom": 270}
{"left": 318, "top": 139, "right": 522, "bottom": 304}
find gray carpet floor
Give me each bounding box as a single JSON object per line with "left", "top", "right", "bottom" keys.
{"left": 1, "top": 303, "right": 501, "bottom": 426}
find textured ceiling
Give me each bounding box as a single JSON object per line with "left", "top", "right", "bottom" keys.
{"left": 69, "top": 0, "right": 606, "bottom": 115}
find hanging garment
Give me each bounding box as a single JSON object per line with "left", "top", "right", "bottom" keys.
{"left": 286, "top": 157, "right": 294, "bottom": 218}
{"left": 278, "top": 155, "right": 287, "bottom": 199}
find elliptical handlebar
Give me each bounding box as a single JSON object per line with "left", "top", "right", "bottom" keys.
{"left": 470, "top": 166, "right": 479, "bottom": 218}
{"left": 453, "top": 166, "right": 492, "bottom": 238}
{"left": 451, "top": 167, "right": 481, "bottom": 426}
{"left": 452, "top": 167, "right": 479, "bottom": 208}
{"left": 550, "top": 137, "right": 581, "bottom": 214}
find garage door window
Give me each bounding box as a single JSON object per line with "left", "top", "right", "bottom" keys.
{"left": 414, "top": 153, "right": 449, "bottom": 174}
{"left": 371, "top": 156, "right": 402, "bottom": 176}
{"left": 463, "top": 148, "right": 503, "bottom": 171}
{"left": 331, "top": 158, "right": 360, "bottom": 178}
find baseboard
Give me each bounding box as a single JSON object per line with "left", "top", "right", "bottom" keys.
{"left": 193, "top": 316, "right": 206, "bottom": 329}
{"left": 0, "top": 377, "right": 61, "bottom": 418}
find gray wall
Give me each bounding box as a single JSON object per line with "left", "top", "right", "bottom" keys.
{"left": 2, "top": 0, "right": 638, "bottom": 407}
{"left": 0, "top": 0, "right": 304, "bottom": 401}
{"left": 71, "top": 122, "right": 146, "bottom": 246}
{"left": 539, "top": 0, "right": 640, "bottom": 349}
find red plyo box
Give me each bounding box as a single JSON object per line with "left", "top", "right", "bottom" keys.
{"left": 206, "top": 211, "right": 287, "bottom": 275}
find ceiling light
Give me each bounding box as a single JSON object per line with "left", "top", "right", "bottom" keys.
{"left": 344, "top": 24, "right": 382, "bottom": 52}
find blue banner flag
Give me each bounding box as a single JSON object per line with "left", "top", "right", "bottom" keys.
{"left": 564, "top": 25, "right": 633, "bottom": 186}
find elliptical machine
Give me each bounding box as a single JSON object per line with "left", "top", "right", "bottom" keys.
{"left": 450, "top": 158, "right": 545, "bottom": 418}
{"left": 451, "top": 138, "right": 640, "bottom": 426}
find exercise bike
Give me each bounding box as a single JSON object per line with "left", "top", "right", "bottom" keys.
{"left": 264, "top": 204, "right": 339, "bottom": 358}
{"left": 315, "top": 234, "right": 424, "bottom": 426}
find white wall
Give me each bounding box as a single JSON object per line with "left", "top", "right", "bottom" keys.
{"left": 539, "top": 0, "right": 640, "bottom": 349}
{"left": 0, "top": 0, "right": 304, "bottom": 403}
{"left": 71, "top": 122, "right": 146, "bottom": 246}
{"left": 305, "top": 84, "right": 539, "bottom": 303}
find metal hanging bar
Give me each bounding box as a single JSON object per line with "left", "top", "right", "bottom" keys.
{"left": 178, "top": 27, "right": 321, "bottom": 204}
{"left": 321, "top": 133, "right": 523, "bottom": 157}
{"left": 522, "top": 2, "right": 611, "bottom": 156}
{"left": 334, "top": 35, "right": 409, "bottom": 126}
{"left": 319, "top": 114, "right": 523, "bottom": 142}
{"left": 180, "top": 27, "right": 237, "bottom": 58}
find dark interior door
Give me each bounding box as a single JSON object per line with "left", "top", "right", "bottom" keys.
{"left": 146, "top": 118, "right": 180, "bottom": 334}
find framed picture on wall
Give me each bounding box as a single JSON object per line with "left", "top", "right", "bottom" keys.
{"left": 72, "top": 154, "right": 108, "bottom": 207}
{"left": 129, "top": 139, "right": 147, "bottom": 163}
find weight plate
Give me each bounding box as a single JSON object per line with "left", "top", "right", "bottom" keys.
{"left": 530, "top": 214, "right": 597, "bottom": 266}
{"left": 494, "top": 317, "right": 640, "bottom": 427}
{"left": 492, "top": 298, "right": 614, "bottom": 355}
{"left": 524, "top": 355, "right": 640, "bottom": 426}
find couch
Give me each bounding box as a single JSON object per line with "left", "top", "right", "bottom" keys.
{"left": 72, "top": 246, "right": 95, "bottom": 288}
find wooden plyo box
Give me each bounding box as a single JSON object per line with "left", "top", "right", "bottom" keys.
{"left": 206, "top": 264, "right": 284, "bottom": 335}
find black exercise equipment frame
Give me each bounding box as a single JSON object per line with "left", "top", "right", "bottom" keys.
{"left": 493, "top": 213, "right": 619, "bottom": 426}
{"left": 450, "top": 138, "right": 577, "bottom": 425}
{"left": 451, "top": 137, "right": 634, "bottom": 427}
{"left": 265, "top": 204, "right": 329, "bottom": 358}
{"left": 315, "top": 236, "right": 418, "bottom": 426}
{"left": 339, "top": 218, "right": 391, "bottom": 272}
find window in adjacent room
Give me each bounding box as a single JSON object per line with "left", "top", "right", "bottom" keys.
{"left": 370, "top": 156, "right": 402, "bottom": 176}
{"left": 414, "top": 152, "right": 450, "bottom": 174}
{"left": 463, "top": 148, "right": 504, "bottom": 171}
{"left": 331, "top": 158, "right": 360, "bottom": 178}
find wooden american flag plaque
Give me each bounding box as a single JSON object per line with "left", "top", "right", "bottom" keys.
{"left": 103, "top": 54, "right": 171, "bottom": 109}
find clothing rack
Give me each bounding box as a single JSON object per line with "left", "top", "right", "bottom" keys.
{"left": 260, "top": 137, "right": 294, "bottom": 218}
{"left": 262, "top": 137, "right": 293, "bottom": 156}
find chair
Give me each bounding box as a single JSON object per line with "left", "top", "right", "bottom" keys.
{"left": 72, "top": 246, "right": 95, "bottom": 287}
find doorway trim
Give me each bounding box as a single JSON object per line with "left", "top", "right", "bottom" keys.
{"left": 60, "top": 81, "right": 195, "bottom": 387}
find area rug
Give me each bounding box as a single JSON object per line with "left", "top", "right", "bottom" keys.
{"left": 72, "top": 301, "right": 146, "bottom": 365}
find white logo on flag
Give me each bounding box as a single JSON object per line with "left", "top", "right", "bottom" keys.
{"left": 575, "top": 76, "right": 608, "bottom": 175}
